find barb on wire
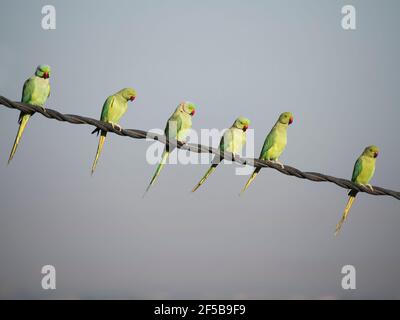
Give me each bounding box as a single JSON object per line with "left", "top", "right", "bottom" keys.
{"left": 0, "top": 95, "right": 399, "bottom": 200}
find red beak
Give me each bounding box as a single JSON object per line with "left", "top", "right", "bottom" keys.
{"left": 190, "top": 109, "right": 195, "bottom": 116}
{"left": 43, "top": 72, "right": 49, "bottom": 79}
{"left": 129, "top": 96, "right": 135, "bottom": 101}
{"left": 243, "top": 125, "right": 248, "bottom": 132}
{"left": 289, "top": 117, "right": 293, "bottom": 125}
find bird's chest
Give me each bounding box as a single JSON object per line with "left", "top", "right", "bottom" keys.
{"left": 181, "top": 114, "right": 192, "bottom": 132}
{"left": 266, "top": 130, "right": 287, "bottom": 159}
{"left": 108, "top": 98, "right": 128, "bottom": 121}
{"left": 356, "top": 158, "right": 375, "bottom": 184}
{"left": 225, "top": 128, "right": 245, "bottom": 153}
{"left": 177, "top": 113, "right": 192, "bottom": 140}
{"left": 30, "top": 78, "right": 49, "bottom": 105}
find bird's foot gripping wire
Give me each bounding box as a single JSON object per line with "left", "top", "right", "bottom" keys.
{"left": 360, "top": 183, "right": 374, "bottom": 192}
{"left": 177, "top": 140, "right": 187, "bottom": 147}
{"left": 231, "top": 153, "right": 242, "bottom": 163}
{"left": 110, "top": 122, "right": 122, "bottom": 132}
{"left": 273, "top": 160, "right": 285, "bottom": 169}
{"left": 366, "top": 184, "right": 374, "bottom": 192}
{"left": 40, "top": 106, "right": 47, "bottom": 113}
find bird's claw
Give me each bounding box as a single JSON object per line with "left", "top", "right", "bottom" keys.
{"left": 178, "top": 140, "right": 187, "bottom": 147}
{"left": 274, "top": 160, "right": 285, "bottom": 169}
{"left": 111, "top": 123, "right": 122, "bottom": 132}
{"left": 361, "top": 184, "right": 374, "bottom": 192}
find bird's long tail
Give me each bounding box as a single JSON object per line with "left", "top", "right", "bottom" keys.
{"left": 8, "top": 113, "right": 31, "bottom": 164}
{"left": 240, "top": 167, "right": 261, "bottom": 196}
{"left": 191, "top": 163, "right": 219, "bottom": 193}
{"left": 334, "top": 192, "right": 357, "bottom": 236}
{"left": 143, "top": 150, "right": 170, "bottom": 196}
{"left": 91, "top": 130, "right": 107, "bottom": 175}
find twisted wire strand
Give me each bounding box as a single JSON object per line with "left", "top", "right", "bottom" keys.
{"left": 1, "top": 95, "right": 399, "bottom": 200}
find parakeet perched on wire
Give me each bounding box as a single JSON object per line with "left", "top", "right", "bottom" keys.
{"left": 144, "top": 101, "right": 196, "bottom": 195}
{"left": 240, "top": 112, "right": 293, "bottom": 195}
{"left": 91, "top": 88, "right": 136, "bottom": 175}
{"left": 8, "top": 65, "right": 51, "bottom": 164}
{"left": 334, "top": 145, "right": 379, "bottom": 235}
{"left": 191, "top": 117, "right": 250, "bottom": 193}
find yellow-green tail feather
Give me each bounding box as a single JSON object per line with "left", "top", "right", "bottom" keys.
{"left": 334, "top": 196, "right": 356, "bottom": 236}
{"left": 8, "top": 113, "right": 31, "bottom": 164}
{"left": 143, "top": 150, "right": 170, "bottom": 196}
{"left": 240, "top": 168, "right": 261, "bottom": 196}
{"left": 91, "top": 131, "right": 107, "bottom": 175}
{"left": 192, "top": 164, "right": 218, "bottom": 193}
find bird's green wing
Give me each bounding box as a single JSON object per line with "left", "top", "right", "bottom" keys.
{"left": 143, "top": 112, "right": 183, "bottom": 194}
{"left": 21, "top": 78, "right": 34, "bottom": 104}
{"left": 260, "top": 129, "right": 277, "bottom": 159}
{"left": 351, "top": 157, "right": 363, "bottom": 182}
{"left": 19, "top": 78, "right": 36, "bottom": 123}
{"left": 165, "top": 113, "right": 183, "bottom": 141}
{"left": 100, "top": 96, "right": 115, "bottom": 122}
{"left": 22, "top": 77, "right": 50, "bottom": 106}
{"left": 218, "top": 134, "right": 226, "bottom": 152}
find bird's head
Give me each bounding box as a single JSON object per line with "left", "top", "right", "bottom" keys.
{"left": 278, "top": 112, "right": 293, "bottom": 125}
{"left": 234, "top": 117, "right": 251, "bottom": 132}
{"left": 35, "top": 65, "right": 51, "bottom": 79}
{"left": 119, "top": 88, "right": 136, "bottom": 102}
{"left": 363, "top": 145, "right": 379, "bottom": 159}
{"left": 179, "top": 101, "right": 196, "bottom": 116}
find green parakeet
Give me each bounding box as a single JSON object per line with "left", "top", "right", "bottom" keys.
{"left": 192, "top": 117, "right": 250, "bottom": 193}
{"left": 240, "top": 112, "right": 293, "bottom": 195}
{"left": 8, "top": 65, "right": 51, "bottom": 164}
{"left": 334, "top": 145, "right": 379, "bottom": 235}
{"left": 144, "top": 101, "right": 196, "bottom": 194}
{"left": 91, "top": 88, "right": 136, "bottom": 175}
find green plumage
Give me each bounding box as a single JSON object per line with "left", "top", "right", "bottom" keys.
{"left": 8, "top": 65, "right": 51, "bottom": 164}
{"left": 351, "top": 155, "right": 376, "bottom": 185}
{"left": 347, "top": 146, "right": 377, "bottom": 197}
{"left": 100, "top": 95, "right": 127, "bottom": 124}
{"left": 21, "top": 76, "right": 50, "bottom": 106}
{"left": 192, "top": 117, "right": 250, "bottom": 193}
{"left": 240, "top": 112, "right": 293, "bottom": 195}
{"left": 144, "top": 101, "right": 196, "bottom": 194}
{"left": 335, "top": 145, "right": 379, "bottom": 235}
{"left": 91, "top": 88, "right": 136, "bottom": 174}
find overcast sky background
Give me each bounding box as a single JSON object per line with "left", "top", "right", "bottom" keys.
{"left": 0, "top": 0, "right": 399, "bottom": 299}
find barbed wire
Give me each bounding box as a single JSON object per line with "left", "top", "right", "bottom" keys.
{"left": 1, "top": 95, "right": 399, "bottom": 200}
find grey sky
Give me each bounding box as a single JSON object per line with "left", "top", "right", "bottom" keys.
{"left": 0, "top": 0, "right": 399, "bottom": 299}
